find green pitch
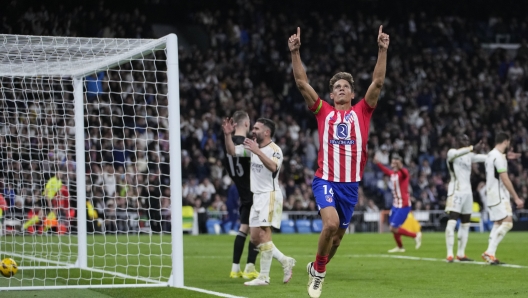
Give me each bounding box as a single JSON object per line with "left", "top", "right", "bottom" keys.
{"left": 1, "top": 232, "right": 527, "bottom": 297}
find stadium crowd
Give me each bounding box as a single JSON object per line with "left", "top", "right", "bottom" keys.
{"left": 1, "top": 0, "right": 528, "bottom": 234}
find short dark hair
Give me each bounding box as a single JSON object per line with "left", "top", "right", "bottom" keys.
{"left": 391, "top": 154, "right": 402, "bottom": 162}
{"left": 495, "top": 131, "right": 510, "bottom": 145}
{"left": 329, "top": 72, "right": 355, "bottom": 92}
{"left": 256, "top": 118, "right": 276, "bottom": 138}
{"left": 232, "top": 110, "right": 249, "bottom": 125}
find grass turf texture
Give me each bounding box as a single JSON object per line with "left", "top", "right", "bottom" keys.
{"left": 1, "top": 232, "right": 527, "bottom": 297}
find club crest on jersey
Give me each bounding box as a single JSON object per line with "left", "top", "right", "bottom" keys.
{"left": 325, "top": 195, "right": 333, "bottom": 203}
{"left": 344, "top": 112, "right": 353, "bottom": 122}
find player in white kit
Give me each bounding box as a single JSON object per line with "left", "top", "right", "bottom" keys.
{"left": 444, "top": 135, "right": 486, "bottom": 262}
{"left": 223, "top": 117, "right": 296, "bottom": 285}
{"left": 482, "top": 132, "right": 524, "bottom": 264}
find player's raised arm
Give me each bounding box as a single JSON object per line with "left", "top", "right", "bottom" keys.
{"left": 289, "top": 27, "right": 319, "bottom": 108}
{"left": 222, "top": 118, "right": 237, "bottom": 156}
{"left": 365, "top": 25, "right": 389, "bottom": 108}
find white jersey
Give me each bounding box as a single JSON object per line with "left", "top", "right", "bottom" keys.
{"left": 446, "top": 147, "right": 486, "bottom": 194}
{"left": 235, "top": 141, "right": 283, "bottom": 194}
{"left": 485, "top": 148, "right": 509, "bottom": 206}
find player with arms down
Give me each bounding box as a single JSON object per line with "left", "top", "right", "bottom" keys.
{"left": 482, "top": 132, "right": 524, "bottom": 264}
{"left": 289, "top": 26, "right": 389, "bottom": 298}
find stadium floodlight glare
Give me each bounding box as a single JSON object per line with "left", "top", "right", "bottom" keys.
{"left": 0, "top": 34, "right": 183, "bottom": 290}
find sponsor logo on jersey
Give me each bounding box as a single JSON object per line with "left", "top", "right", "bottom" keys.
{"left": 272, "top": 152, "right": 281, "bottom": 159}
{"left": 329, "top": 139, "right": 356, "bottom": 145}
{"left": 251, "top": 163, "right": 264, "bottom": 172}
{"left": 342, "top": 222, "right": 349, "bottom": 226}
{"left": 325, "top": 195, "right": 333, "bottom": 203}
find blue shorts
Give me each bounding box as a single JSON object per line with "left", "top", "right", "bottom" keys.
{"left": 389, "top": 206, "right": 411, "bottom": 228}
{"left": 312, "top": 177, "right": 358, "bottom": 229}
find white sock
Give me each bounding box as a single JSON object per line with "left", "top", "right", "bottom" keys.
{"left": 445, "top": 219, "right": 456, "bottom": 257}
{"left": 272, "top": 245, "right": 285, "bottom": 263}
{"left": 486, "top": 222, "right": 513, "bottom": 256}
{"left": 231, "top": 263, "right": 240, "bottom": 272}
{"left": 258, "top": 242, "right": 273, "bottom": 278}
{"left": 457, "top": 223, "right": 470, "bottom": 257}
{"left": 485, "top": 224, "right": 500, "bottom": 254}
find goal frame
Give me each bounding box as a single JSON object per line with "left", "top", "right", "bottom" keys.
{"left": 0, "top": 33, "right": 183, "bottom": 290}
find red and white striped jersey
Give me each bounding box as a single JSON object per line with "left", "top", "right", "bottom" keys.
{"left": 309, "top": 97, "right": 375, "bottom": 182}
{"left": 376, "top": 162, "right": 411, "bottom": 208}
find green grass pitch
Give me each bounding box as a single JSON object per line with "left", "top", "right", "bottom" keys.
{"left": 1, "top": 232, "right": 527, "bottom": 297}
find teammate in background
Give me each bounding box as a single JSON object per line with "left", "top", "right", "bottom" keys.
{"left": 444, "top": 135, "right": 486, "bottom": 262}
{"left": 224, "top": 111, "right": 259, "bottom": 280}
{"left": 483, "top": 132, "right": 524, "bottom": 264}
{"left": 374, "top": 155, "right": 422, "bottom": 253}
{"left": 223, "top": 117, "right": 296, "bottom": 286}
{"left": 289, "top": 26, "right": 389, "bottom": 298}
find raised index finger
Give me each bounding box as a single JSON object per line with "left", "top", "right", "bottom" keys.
{"left": 379, "top": 25, "right": 383, "bottom": 35}
{"left": 297, "top": 27, "right": 301, "bottom": 38}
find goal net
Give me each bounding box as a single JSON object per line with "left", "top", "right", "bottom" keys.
{"left": 0, "top": 34, "right": 183, "bottom": 290}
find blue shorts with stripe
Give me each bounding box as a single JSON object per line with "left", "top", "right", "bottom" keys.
{"left": 312, "top": 177, "right": 358, "bottom": 229}
{"left": 389, "top": 206, "right": 411, "bottom": 228}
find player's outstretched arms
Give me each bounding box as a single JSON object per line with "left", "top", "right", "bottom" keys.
{"left": 288, "top": 27, "right": 318, "bottom": 108}
{"left": 365, "top": 25, "right": 389, "bottom": 108}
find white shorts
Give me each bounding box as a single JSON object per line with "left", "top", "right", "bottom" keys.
{"left": 445, "top": 192, "right": 473, "bottom": 214}
{"left": 249, "top": 191, "right": 283, "bottom": 229}
{"left": 488, "top": 199, "right": 512, "bottom": 222}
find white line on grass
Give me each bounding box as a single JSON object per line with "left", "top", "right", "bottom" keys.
{"left": 185, "top": 254, "right": 527, "bottom": 269}
{"left": 0, "top": 250, "right": 163, "bottom": 284}
{"left": 1, "top": 250, "right": 248, "bottom": 297}
{"left": 342, "top": 254, "right": 528, "bottom": 269}
{"left": 183, "top": 286, "right": 247, "bottom": 298}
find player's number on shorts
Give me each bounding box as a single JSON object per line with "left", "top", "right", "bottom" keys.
{"left": 323, "top": 185, "right": 334, "bottom": 196}
{"left": 227, "top": 155, "right": 244, "bottom": 177}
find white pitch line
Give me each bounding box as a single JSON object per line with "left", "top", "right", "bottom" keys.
{"left": 183, "top": 286, "right": 247, "bottom": 298}
{"left": 342, "top": 254, "right": 528, "bottom": 269}
{"left": 184, "top": 254, "right": 528, "bottom": 269}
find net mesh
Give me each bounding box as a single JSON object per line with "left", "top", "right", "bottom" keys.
{"left": 0, "top": 34, "right": 173, "bottom": 288}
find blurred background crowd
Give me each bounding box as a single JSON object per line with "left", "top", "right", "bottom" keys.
{"left": 1, "top": 0, "right": 527, "bottom": 233}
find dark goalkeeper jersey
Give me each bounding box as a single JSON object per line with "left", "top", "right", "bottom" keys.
{"left": 224, "top": 135, "right": 253, "bottom": 205}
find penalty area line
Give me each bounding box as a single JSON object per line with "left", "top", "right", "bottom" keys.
{"left": 343, "top": 254, "right": 528, "bottom": 269}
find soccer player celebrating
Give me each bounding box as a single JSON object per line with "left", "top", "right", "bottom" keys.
{"left": 224, "top": 111, "right": 259, "bottom": 279}
{"left": 444, "top": 135, "right": 486, "bottom": 262}
{"left": 223, "top": 117, "right": 296, "bottom": 286}
{"left": 289, "top": 26, "right": 389, "bottom": 298}
{"left": 482, "top": 132, "right": 524, "bottom": 264}
{"left": 374, "top": 155, "right": 421, "bottom": 253}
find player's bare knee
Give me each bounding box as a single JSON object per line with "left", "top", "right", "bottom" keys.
{"left": 390, "top": 226, "right": 399, "bottom": 233}
{"left": 323, "top": 221, "right": 339, "bottom": 235}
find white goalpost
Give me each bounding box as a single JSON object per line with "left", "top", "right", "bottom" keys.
{"left": 0, "top": 34, "right": 183, "bottom": 289}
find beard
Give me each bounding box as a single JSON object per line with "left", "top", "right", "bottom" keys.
{"left": 253, "top": 133, "right": 262, "bottom": 144}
